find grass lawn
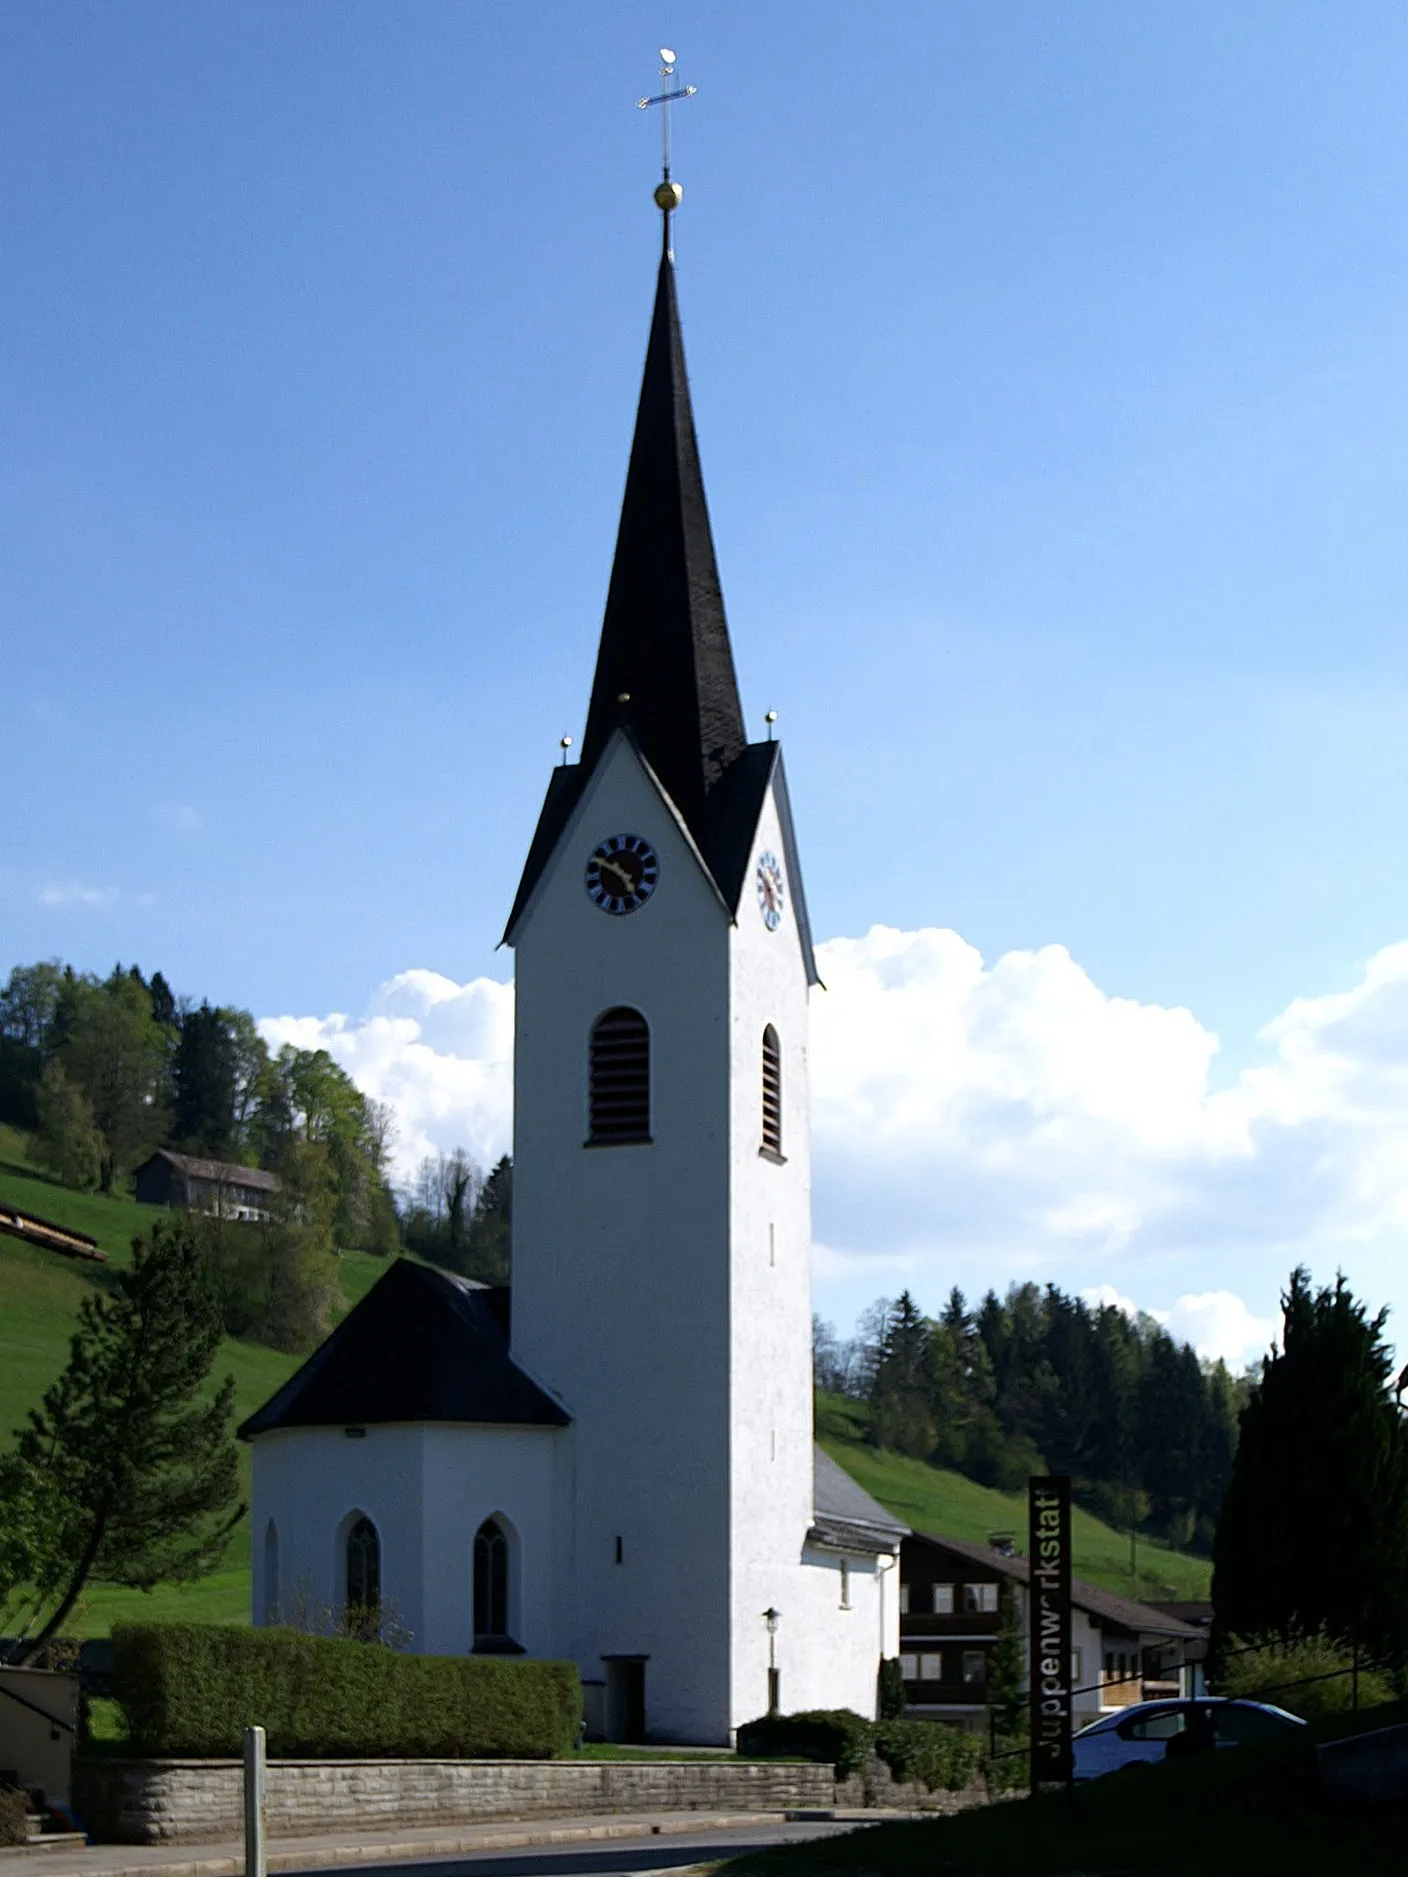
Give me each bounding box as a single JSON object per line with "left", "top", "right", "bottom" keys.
{"left": 0, "top": 1128, "right": 393, "bottom": 1637}
{"left": 726, "top": 1700, "right": 1408, "bottom": 1877}
{"left": 815, "top": 1393, "right": 1212, "bottom": 1601}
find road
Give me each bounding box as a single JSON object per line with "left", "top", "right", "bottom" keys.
{"left": 295, "top": 1820, "right": 864, "bottom": 1877}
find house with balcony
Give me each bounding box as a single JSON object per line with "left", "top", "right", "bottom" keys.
{"left": 899, "top": 1530, "right": 1203, "bottom": 1730}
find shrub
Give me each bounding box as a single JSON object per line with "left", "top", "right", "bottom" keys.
{"left": 877, "top": 1657, "right": 906, "bottom": 1720}
{"left": 1215, "top": 1631, "right": 1395, "bottom": 1721}
{"left": 737, "top": 1708, "right": 982, "bottom": 1792}
{"left": 0, "top": 1785, "right": 27, "bottom": 1849}
{"left": 111, "top": 1623, "right": 580, "bottom": 1759}
{"left": 736, "top": 1709, "right": 875, "bottom": 1778}
{"left": 874, "top": 1717, "right": 982, "bottom": 1791}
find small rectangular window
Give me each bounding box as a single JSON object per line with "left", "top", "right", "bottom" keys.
{"left": 898, "top": 1583, "right": 910, "bottom": 1615}
{"left": 962, "top": 1650, "right": 987, "bottom": 1686}
{"left": 839, "top": 1559, "right": 851, "bottom": 1608}
{"left": 1071, "top": 1649, "right": 1082, "bottom": 1685}
{"left": 919, "top": 1652, "right": 943, "bottom": 1681}
{"left": 931, "top": 1583, "right": 955, "bottom": 1614}
{"left": 899, "top": 1652, "right": 918, "bottom": 1680}
{"left": 963, "top": 1581, "right": 999, "bottom": 1613}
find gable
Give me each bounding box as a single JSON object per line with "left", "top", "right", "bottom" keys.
{"left": 504, "top": 734, "right": 819, "bottom": 983}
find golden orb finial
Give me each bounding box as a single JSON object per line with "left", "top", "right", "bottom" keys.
{"left": 654, "top": 179, "right": 683, "bottom": 213}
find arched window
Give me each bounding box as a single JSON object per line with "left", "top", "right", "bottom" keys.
{"left": 761, "top": 1025, "right": 782, "bottom": 1155}
{"left": 589, "top": 1007, "right": 650, "bottom": 1144}
{"left": 263, "top": 1519, "right": 280, "bottom": 1624}
{"left": 346, "top": 1515, "right": 380, "bottom": 1619}
{"left": 474, "top": 1518, "right": 510, "bottom": 1642}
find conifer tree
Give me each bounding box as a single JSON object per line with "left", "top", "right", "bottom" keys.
{"left": 1211, "top": 1268, "right": 1408, "bottom": 1669}
{"left": 0, "top": 1219, "right": 244, "bottom": 1661}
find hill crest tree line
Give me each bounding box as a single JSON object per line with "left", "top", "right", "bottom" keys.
{"left": 816, "top": 1286, "right": 1245, "bottom": 1554}
{"left": 0, "top": 959, "right": 509, "bottom": 1352}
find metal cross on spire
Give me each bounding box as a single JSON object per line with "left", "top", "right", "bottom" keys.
{"left": 637, "top": 47, "right": 696, "bottom": 186}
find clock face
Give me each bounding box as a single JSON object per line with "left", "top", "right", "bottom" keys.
{"left": 585, "top": 834, "right": 660, "bottom": 915}
{"left": 756, "top": 850, "right": 785, "bottom": 930}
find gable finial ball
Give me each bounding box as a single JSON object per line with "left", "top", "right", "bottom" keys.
{"left": 655, "top": 180, "right": 683, "bottom": 213}
{"left": 559, "top": 735, "right": 572, "bottom": 749}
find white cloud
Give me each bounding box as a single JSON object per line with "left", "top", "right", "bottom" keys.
{"left": 258, "top": 970, "right": 514, "bottom": 1178}
{"left": 37, "top": 880, "right": 120, "bottom": 908}
{"left": 259, "top": 925, "right": 1408, "bottom": 1350}
{"left": 158, "top": 804, "right": 203, "bottom": 832}
{"left": 1079, "top": 1282, "right": 1278, "bottom": 1368}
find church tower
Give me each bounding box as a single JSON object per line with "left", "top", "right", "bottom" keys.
{"left": 241, "top": 140, "right": 902, "bottom": 1730}
{"left": 504, "top": 195, "right": 831, "bottom": 1744}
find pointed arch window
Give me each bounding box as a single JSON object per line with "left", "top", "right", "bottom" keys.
{"left": 761, "top": 1025, "right": 783, "bottom": 1157}
{"left": 589, "top": 1007, "right": 651, "bottom": 1145}
{"left": 346, "top": 1515, "right": 380, "bottom": 1623}
{"left": 474, "top": 1518, "right": 511, "bottom": 1644}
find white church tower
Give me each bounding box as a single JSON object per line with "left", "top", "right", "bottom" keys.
{"left": 502, "top": 191, "right": 899, "bottom": 1742}
{"left": 242, "top": 176, "right": 903, "bottom": 1750}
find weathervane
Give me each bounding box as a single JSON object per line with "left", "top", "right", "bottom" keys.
{"left": 637, "top": 47, "right": 696, "bottom": 233}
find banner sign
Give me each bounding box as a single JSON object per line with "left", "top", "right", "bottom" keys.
{"left": 1028, "top": 1474, "right": 1073, "bottom": 1789}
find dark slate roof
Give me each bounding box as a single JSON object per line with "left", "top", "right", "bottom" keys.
{"left": 140, "top": 1150, "right": 280, "bottom": 1193}
{"left": 809, "top": 1446, "right": 909, "bottom": 1553}
{"left": 238, "top": 1259, "right": 569, "bottom": 1439}
{"left": 905, "top": 1530, "right": 1203, "bottom": 1640}
{"left": 500, "top": 249, "right": 819, "bottom": 985}
{"left": 582, "top": 248, "right": 746, "bottom": 823}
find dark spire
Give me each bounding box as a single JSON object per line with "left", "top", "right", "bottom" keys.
{"left": 580, "top": 249, "right": 747, "bottom": 823}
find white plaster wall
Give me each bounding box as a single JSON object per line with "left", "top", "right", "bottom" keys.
{"left": 250, "top": 1423, "right": 558, "bottom": 1658}
{"left": 725, "top": 772, "right": 835, "bottom": 1730}
{"left": 251, "top": 1425, "right": 428, "bottom": 1643}
{"left": 511, "top": 736, "right": 735, "bottom": 1741}
{"left": 417, "top": 1425, "right": 559, "bottom": 1656}
{"left": 742, "top": 1547, "right": 901, "bottom": 1725}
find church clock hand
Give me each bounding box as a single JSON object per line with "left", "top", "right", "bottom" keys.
{"left": 599, "top": 857, "right": 637, "bottom": 891}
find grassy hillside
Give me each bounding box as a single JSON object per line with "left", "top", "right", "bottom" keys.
{"left": 816, "top": 1392, "right": 1212, "bottom": 1600}
{"left": 0, "top": 1126, "right": 390, "bottom": 1635}
{"left": 2, "top": 1124, "right": 1208, "bottom": 1634}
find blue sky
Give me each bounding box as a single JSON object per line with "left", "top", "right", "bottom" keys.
{"left": 7, "top": 4, "right": 1408, "bottom": 1354}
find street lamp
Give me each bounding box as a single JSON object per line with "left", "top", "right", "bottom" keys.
{"left": 763, "top": 1608, "right": 781, "bottom": 1715}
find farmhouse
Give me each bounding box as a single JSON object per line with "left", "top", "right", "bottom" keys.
{"left": 240, "top": 186, "right": 908, "bottom": 1745}
{"left": 899, "top": 1530, "right": 1204, "bottom": 1729}
{"left": 133, "top": 1149, "right": 280, "bottom": 1222}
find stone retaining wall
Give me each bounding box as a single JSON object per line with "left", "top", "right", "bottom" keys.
{"left": 73, "top": 1758, "right": 841, "bottom": 1845}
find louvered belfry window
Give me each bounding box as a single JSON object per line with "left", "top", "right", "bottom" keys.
{"left": 762, "top": 1025, "right": 783, "bottom": 1155}
{"left": 589, "top": 1006, "right": 651, "bottom": 1144}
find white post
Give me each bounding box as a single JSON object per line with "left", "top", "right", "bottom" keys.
{"left": 243, "top": 1725, "right": 266, "bottom": 1877}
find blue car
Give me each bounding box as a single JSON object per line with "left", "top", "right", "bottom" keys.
{"left": 1071, "top": 1697, "right": 1306, "bottom": 1779}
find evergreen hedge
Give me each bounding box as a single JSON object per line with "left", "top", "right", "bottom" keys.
{"left": 111, "top": 1624, "right": 581, "bottom": 1759}
{"left": 736, "top": 1708, "right": 981, "bottom": 1791}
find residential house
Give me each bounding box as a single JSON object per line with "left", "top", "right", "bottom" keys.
{"left": 900, "top": 1529, "right": 1204, "bottom": 1730}
{"left": 133, "top": 1149, "right": 280, "bottom": 1222}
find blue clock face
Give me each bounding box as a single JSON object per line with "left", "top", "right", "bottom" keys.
{"left": 756, "top": 851, "right": 785, "bottom": 930}
{"left": 585, "top": 834, "right": 660, "bottom": 915}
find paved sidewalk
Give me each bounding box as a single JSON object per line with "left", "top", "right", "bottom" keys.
{"left": 0, "top": 1809, "right": 871, "bottom": 1877}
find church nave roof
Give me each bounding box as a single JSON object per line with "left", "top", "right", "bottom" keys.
{"left": 238, "top": 1258, "right": 570, "bottom": 1439}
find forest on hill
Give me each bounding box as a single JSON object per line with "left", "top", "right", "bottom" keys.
{"left": 816, "top": 1286, "right": 1248, "bottom": 1555}
{"left": 0, "top": 958, "right": 509, "bottom": 1353}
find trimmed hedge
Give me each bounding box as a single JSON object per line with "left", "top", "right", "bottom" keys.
{"left": 736, "top": 1708, "right": 982, "bottom": 1791}
{"left": 111, "top": 1624, "right": 580, "bottom": 1760}
{"left": 736, "top": 1709, "right": 876, "bottom": 1779}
